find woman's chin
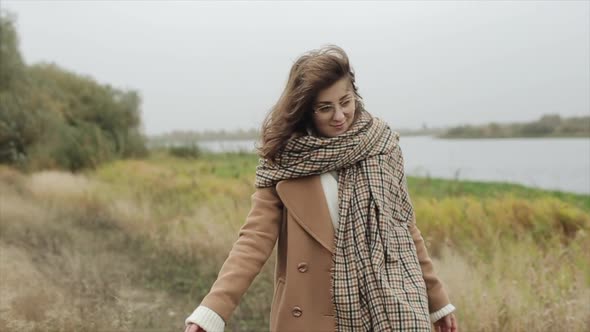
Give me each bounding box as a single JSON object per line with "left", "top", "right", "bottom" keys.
{"left": 318, "top": 125, "right": 349, "bottom": 137}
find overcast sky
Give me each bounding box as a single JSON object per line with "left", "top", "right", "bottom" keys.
{"left": 3, "top": 0, "right": 589, "bottom": 135}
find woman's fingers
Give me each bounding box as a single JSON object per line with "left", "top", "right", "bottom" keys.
{"left": 434, "top": 313, "right": 457, "bottom": 332}
{"left": 445, "top": 315, "right": 453, "bottom": 332}
{"left": 442, "top": 313, "right": 458, "bottom": 332}
{"left": 184, "top": 323, "right": 202, "bottom": 332}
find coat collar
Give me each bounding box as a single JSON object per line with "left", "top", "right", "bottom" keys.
{"left": 275, "top": 175, "right": 335, "bottom": 253}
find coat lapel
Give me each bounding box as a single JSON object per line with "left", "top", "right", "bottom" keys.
{"left": 275, "top": 175, "right": 335, "bottom": 254}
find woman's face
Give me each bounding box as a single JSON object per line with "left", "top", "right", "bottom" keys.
{"left": 311, "top": 77, "right": 356, "bottom": 138}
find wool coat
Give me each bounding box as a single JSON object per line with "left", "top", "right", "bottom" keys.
{"left": 199, "top": 174, "right": 451, "bottom": 331}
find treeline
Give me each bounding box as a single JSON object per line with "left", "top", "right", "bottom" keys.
{"left": 150, "top": 113, "right": 590, "bottom": 146}
{"left": 0, "top": 12, "right": 147, "bottom": 171}
{"left": 148, "top": 127, "right": 447, "bottom": 146}
{"left": 440, "top": 114, "right": 590, "bottom": 139}
{"left": 149, "top": 128, "right": 260, "bottom": 146}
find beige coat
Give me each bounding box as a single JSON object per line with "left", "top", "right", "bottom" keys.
{"left": 200, "top": 175, "right": 450, "bottom": 331}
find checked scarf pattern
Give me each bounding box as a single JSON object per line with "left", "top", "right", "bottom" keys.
{"left": 255, "top": 109, "right": 431, "bottom": 331}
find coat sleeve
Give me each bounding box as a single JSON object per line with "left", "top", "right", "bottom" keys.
{"left": 395, "top": 143, "right": 452, "bottom": 313}
{"left": 198, "top": 186, "right": 283, "bottom": 323}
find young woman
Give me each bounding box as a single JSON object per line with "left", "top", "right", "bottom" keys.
{"left": 184, "top": 45, "right": 458, "bottom": 332}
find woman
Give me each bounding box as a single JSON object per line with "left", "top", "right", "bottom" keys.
{"left": 184, "top": 45, "right": 458, "bottom": 332}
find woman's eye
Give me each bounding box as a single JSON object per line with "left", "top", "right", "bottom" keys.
{"left": 341, "top": 100, "right": 350, "bottom": 106}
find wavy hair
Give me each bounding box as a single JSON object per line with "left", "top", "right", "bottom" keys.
{"left": 257, "top": 45, "right": 364, "bottom": 163}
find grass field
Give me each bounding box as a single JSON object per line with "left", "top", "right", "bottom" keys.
{"left": 1, "top": 152, "right": 589, "bottom": 331}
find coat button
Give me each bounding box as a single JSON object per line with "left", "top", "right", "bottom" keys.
{"left": 297, "top": 262, "right": 308, "bottom": 273}
{"left": 292, "top": 306, "right": 302, "bottom": 317}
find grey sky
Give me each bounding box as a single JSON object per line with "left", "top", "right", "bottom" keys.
{"left": 3, "top": 0, "right": 589, "bottom": 135}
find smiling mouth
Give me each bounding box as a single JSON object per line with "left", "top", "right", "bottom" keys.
{"left": 332, "top": 123, "right": 345, "bottom": 128}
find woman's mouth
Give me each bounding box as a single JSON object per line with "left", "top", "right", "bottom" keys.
{"left": 332, "top": 122, "right": 346, "bottom": 129}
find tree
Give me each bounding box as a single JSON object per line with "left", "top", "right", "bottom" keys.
{"left": 0, "top": 13, "right": 147, "bottom": 171}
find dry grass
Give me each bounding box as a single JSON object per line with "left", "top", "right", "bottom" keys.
{"left": 0, "top": 169, "right": 183, "bottom": 332}
{"left": 435, "top": 244, "right": 590, "bottom": 331}
{"left": 0, "top": 155, "right": 589, "bottom": 331}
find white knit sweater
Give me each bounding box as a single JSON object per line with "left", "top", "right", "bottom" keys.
{"left": 186, "top": 171, "right": 455, "bottom": 331}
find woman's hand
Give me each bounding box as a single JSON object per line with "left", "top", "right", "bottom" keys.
{"left": 184, "top": 323, "right": 206, "bottom": 332}
{"left": 433, "top": 312, "right": 458, "bottom": 332}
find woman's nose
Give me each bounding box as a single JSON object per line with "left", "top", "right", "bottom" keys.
{"left": 333, "top": 106, "right": 346, "bottom": 121}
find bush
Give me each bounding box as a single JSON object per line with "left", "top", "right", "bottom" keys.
{"left": 0, "top": 13, "right": 148, "bottom": 171}
{"left": 167, "top": 144, "right": 201, "bottom": 159}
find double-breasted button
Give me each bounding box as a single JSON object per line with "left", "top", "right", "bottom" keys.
{"left": 297, "top": 262, "right": 308, "bottom": 273}
{"left": 292, "top": 306, "right": 302, "bottom": 317}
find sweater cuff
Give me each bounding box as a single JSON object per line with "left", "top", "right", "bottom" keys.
{"left": 430, "top": 303, "right": 456, "bottom": 323}
{"left": 185, "top": 305, "right": 225, "bottom": 332}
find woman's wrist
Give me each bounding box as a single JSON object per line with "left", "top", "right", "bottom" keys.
{"left": 185, "top": 305, "right": 225, "bottom": 332}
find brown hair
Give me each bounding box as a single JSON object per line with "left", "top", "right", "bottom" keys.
{"left": 257, "top": 45, "right": 364, "bottom": 163}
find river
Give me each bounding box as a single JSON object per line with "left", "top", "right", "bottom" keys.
{"left": 197, "top": 136, "right": 590, "bottom": 195}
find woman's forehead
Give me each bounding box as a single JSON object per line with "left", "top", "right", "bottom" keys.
{"left": 316, "top": 79, "right": 353, "bottom": 104}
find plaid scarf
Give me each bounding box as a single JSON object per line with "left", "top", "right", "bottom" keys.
{"left": 255, "top": 109, "right": 431, "bottom": 331}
